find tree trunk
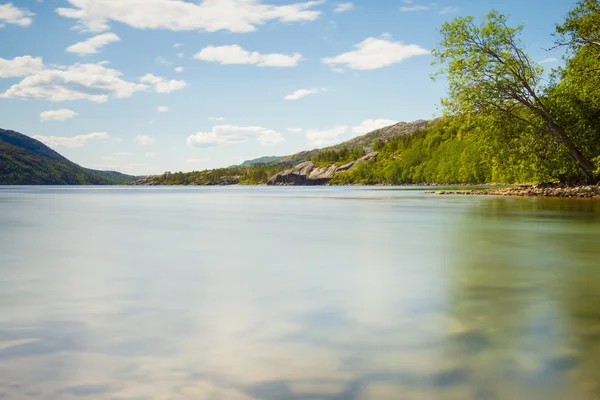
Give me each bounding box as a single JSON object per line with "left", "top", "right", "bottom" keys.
{"left": 547, "top": 120, "right": 597, "bottom": 183}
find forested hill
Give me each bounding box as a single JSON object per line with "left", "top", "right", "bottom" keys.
{"left": 0, "top": 128, "right": 136, "bottom": 185}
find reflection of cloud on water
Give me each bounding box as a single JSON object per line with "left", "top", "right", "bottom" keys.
{"left": 1, "top": 191, "right": 600, "bottom": 399}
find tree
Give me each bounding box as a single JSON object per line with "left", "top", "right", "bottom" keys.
{"left": 556, "top": 0, "right": 600, "bottom": 57}
{"left": 432, "top": 10, "right": 598, "bottom": 183}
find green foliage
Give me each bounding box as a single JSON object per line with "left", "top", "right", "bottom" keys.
{"left": 0, "top": 128, "right": 138, "bottom": 185}
{"left": 143, "top": 163, "right": 289, "bottom": 186}
{"left": 331, "top": 115, "right": 555, "bottom": 185}
{"left": 432, "top": 8, "right": 599, "bottom": 182}
{"left": 0, "top": 141, "right": 110, "bottom": 185}
{"left": 311, "top": 147, "right": 366, "bottom": 165}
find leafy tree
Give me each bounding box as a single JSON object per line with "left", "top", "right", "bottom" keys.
{"left": 432, "top": 10, "right": 598, "bottom": 183}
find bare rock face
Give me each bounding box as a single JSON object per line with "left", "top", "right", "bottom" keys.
{"left": 267, "top": 152, "right": 379, "bottom": 186}
{"left": 359, "top": 151, "right": 379, "bottom": 162}
{"left": 267, "top": 161, "right": 316, "bottom": 185}
{"left": 308, "top": 165, "right": 338, "bottom": 184}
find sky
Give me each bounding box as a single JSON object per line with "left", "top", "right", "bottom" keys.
{"left": 0, "top": 0, "right": 577, "bottom": 175}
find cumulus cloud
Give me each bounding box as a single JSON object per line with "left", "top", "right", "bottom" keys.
{"left": 194, "top": 45, "right": 302, "bottom": 67}
{"left": 287, "top": 127, "right": 302, "bottom": 133}
{"left": 306, "top": 125, "right": 348, "bottom": 146}
{"left": 157, "top": 105, "right": 168, "bottom": 112}
{"left": 174, "top": 66, "right": 183, "bottom": 73}
{"left": 352, "top": 119, "right": 398, "bottom": 134}
{"left": 0, "top": 56, "right": 43, "bottom": 78}
{"left": 1, "top": 62, "right": 150, "bottom": 102}
{"left": 40, "top": 109, "right": 78, "bottom": 122}
{"left": 139, "top": 73, "right": 187, "bottom": 93}
{"left": 56, "top": 0, "right": 322, "bottom": 33}
{"left": 334, "top": 2, "right": 353, "bottom": 13}
{"left": 322, "top": 36, "right": 429, "bottom": 70}
{"left": 173, "top": 43, "right": 183, "bottom": 49}
{"left": 284, "top": 88, "right": 325, "bottom": 100}
{"left": 33, "top": 131, "right": 114, "bottom": 148}
{"left": 135, "top": 134, "right": 155, "bottom": 145}
{"left": 0, "top": 3, "right": 34, "bottom": 27}
{"left": 66, "top": 32, "right": 120, "bottom": 55}
{"left": 187, "top": 125, "right": 284, "bottom": 148}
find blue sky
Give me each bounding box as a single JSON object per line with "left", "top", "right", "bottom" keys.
{"left": 0, "top": 0, "right": 576, "bottom": 174}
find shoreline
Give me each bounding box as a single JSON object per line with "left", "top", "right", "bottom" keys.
{"left": 430, "top": 184, "right": 600, "bottom": 198}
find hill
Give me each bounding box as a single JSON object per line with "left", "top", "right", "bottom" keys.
{"left": 0, "top": 128, "right": 136, "bottom": 185}
{"left": 275, "top": 119, "right": 433, "bottom": 165}
{"left": 135, "top": 119, "right": 436, "bottom": 186}
{"left": 239, "top": 156, "right": 283, "bottom": 167}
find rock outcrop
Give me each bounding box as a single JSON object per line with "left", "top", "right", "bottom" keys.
{"left": 267, "top": 152, "right": 379, "bottom": 186}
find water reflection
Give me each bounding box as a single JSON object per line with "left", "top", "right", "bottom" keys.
{"left": 0, "top": 188, "right": 599, "bottom": 399}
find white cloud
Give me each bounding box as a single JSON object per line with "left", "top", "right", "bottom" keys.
{"left": 173, "top": 43, "right": 183, "bottom": 49}
{"left": 1, "top": 62, "right": 149, "bottom": 102}
{"left": 284, "top": 88, "right": 325, "bottom": 100}
{"left": 306, "top": 125, "right": 348, "bottom": 146}
{"left": 438, "top": 6, "right": 457, "bottom": 14}
{"left": 0, "top": 3, "right": 34, "bottom": 27}
{"left": 0, "top": 56, "right": 44, "bottom": 78}
{"left": 194, "top": 45, "right": 302, "bottom": 67}
{"left": 399, "top": 5, "right": 430, "bottom": 12}
{"left": 287, "top": 127, "right": 302, "bottom": 133}
{"left": 185, "top": 158, "right": 209, "bottom": 165}
{"left": 334, "top": 2, "right": 353, "bottom": 13}
{"left": 187, "top": 125, "right": 284, "bottom": 148}
{"left": 40, "top": 109, "right": 78, "bottom": 122}
{"left": 399, "top": 3, "right": 457, "bottom": 14}
{"left": 66, "top": 32, "right": 120, "bottom": 55}
{"left": 322, "top": 36, "right": 429, "bottom": 70}
{"left": 157, "top": 105, "right": 168, "bottom": 112}
{"left": 56, "top": 0, "right": 322, "bottom": 33}
{"left": 155, "top": 56, "right": 172, "bottom": 66}
{"left": 540, "top": 57, "right": 558, "bottom": 64}
{"left": 352, "top": 119, "right": 398, "bottom": 134}
{"left": 135, "top": 134, "right": 155, "bottom": 145}
{"left": 146, "top": 152, "right": 157, "bottom": 157}
{"left": 101, "top": 155, "right": 116, "bottom": 161}
{"left": 208, "top": 116, "right": 225, "bottom": 122}
{"left": 33, "top": 131, "right": 114, "bottom": 148}
{"left": 139, "top": 73, "right": 188, "bottom": 93}
{"left": 174, "top": 66, "right": 183, "bottom": 73}
{"left": 177, "top": 52, "right": 184, "bottom": 59}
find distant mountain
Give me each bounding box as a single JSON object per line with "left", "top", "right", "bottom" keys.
{"left": 239, "top": 156, "right": 283, "bottom": 167}
{"left": 0, "top": 128, "right": 136, "bottom": 185}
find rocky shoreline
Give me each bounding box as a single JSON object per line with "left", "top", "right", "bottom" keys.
{"left": 431, "top": 183, "right": 600, "bottom": 198}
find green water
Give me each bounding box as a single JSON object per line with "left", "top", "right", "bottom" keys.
{"left": 0, "top": 187, "right": 599, "bottom": 399}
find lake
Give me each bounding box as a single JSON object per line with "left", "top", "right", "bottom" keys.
{"left": 0, "top": 186, "right": 599, "bottom": 400}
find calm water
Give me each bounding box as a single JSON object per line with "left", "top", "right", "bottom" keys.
{"left": 0, "top": 187, "right": 599, "bottom": 400}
